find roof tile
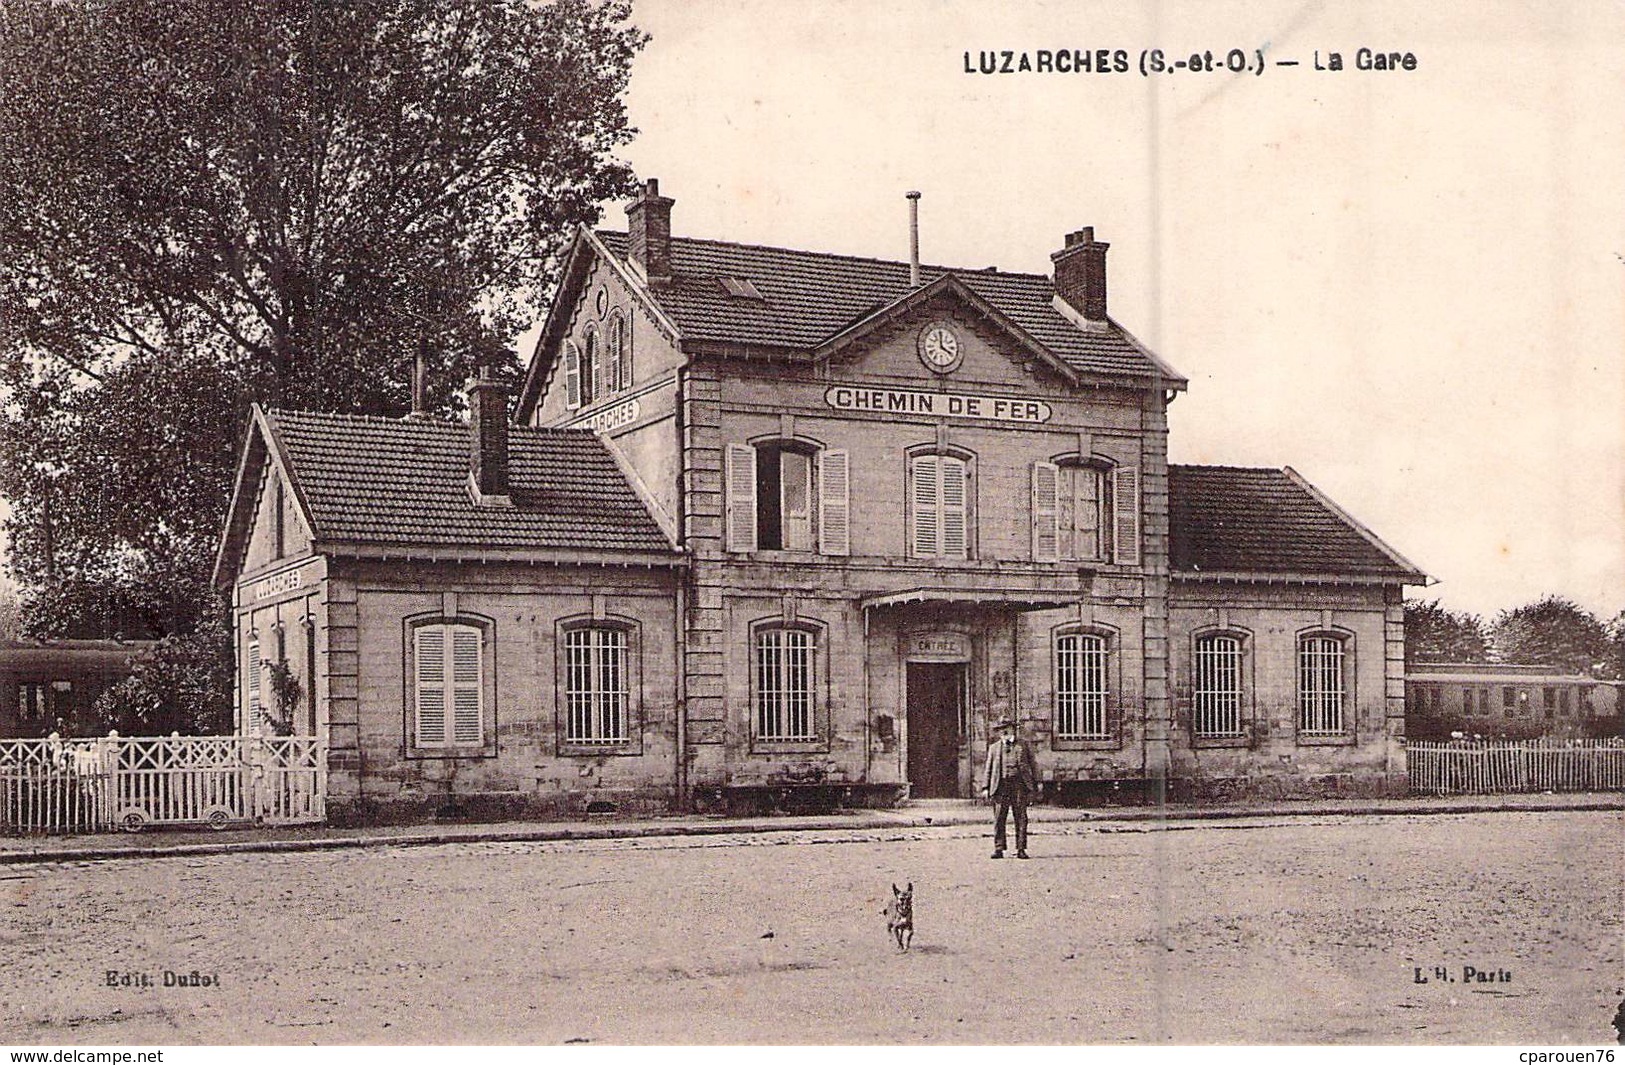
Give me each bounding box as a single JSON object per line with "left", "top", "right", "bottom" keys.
{"left": 598, "top": 232, "right": 1173, "bottom": 380}
{"left": 268, "top": 409, "right": 674, "bottom": 555}
{"left": 1169, "top": 465, "right": 1420, "bottom": 580}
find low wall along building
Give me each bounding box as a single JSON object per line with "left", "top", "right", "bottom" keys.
{"left": 214, "top": 181, "right": 1430, "bottom": 823}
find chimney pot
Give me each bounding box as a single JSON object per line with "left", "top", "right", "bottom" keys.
{"left": 468, "top": 368, "right": 512, "bottom": 505}
{"left": 628, "top": 178, "right": 675, "bottom": 284}
{"left": 1052, "top": 226, "right": 1109, "bottom": 322}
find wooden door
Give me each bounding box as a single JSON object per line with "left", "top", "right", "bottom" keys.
{"left": 907, "top": 663, "right": 964, "bottom": 798}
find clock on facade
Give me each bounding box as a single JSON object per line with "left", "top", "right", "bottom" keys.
{"left": 917, "top": 322, "right": 962, "bottom": 374}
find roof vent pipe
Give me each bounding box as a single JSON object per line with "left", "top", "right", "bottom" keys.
{"left": 906, "top": 190, "right": 921, "bottom": 287}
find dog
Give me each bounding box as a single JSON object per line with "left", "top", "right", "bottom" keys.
{"left": 883, "top": 882, "right": 914, "bottom": 952}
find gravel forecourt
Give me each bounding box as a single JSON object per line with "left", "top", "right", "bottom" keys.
{"left": 1, "top": 809, "right": 1620, "bottom": 1045}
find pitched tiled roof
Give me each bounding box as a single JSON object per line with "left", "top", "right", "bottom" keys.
{"left": 266, "top": 409, "right": 675, "bottom": 556}
{"left": 595, "top": 232, "right": 1176, "bottom": 381}
{"left": 1169, "top": 465, "right": 1424, "bottom": 581}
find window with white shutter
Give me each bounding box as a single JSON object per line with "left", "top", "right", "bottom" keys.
{"left": 413, "top": 622, "right": 485, "bottom": 749}
{"left": 725, "top": 443, "right": 758, "bottom": 552}
{"left": 1111, "top": 464, "right": 1140, "bottom": 566}
{"left": 245, "top": 639, "right": 262, "bottom": 735}
{"left": 1032, "top": 461, "right": 1060, "bottom": 562}
{"left": 910, "top": 453, "right": 970, "bottom": 559}
{"left": 609, "top": 313, "right": 630, "bottom": 393}
{"left": 563, "top": 341, "right": 581, "bottom": 410}
{"left": 818, "top": 449, "right": 850, "bottom": 556}
{"left": 582, "top": 330, "right": 599, "bottom": 406}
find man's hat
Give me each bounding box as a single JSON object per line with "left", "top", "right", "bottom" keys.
{"left": 994, "top": 717, "right": 1016, "bottom": 730}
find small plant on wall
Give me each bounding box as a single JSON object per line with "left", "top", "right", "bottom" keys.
{"left": 263, "top": 659, "right": 302, "bottom": 737}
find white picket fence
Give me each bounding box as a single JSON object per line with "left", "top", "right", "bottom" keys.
{"left": 1407, "top": 738, "right": 1625, "bottom": 796}
{"left": 0, "top": 732, "right": 325, "bottom": 835}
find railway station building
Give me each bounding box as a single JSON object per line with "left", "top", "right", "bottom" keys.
{"left": 215, "top": 180, "right": 1429, "bottom": 823}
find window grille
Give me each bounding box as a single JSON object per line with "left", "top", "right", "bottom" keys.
{"left": 564, "top": 627, "right": 629, "bottom": 744}
{"left": 1193, "top": 634, "right": 1244, "bottom": 737}
{"left": 1055, "top": 633, "right": 1109, "bottom": 739}
{"left": 1297, "top": 635, "right": 1346, "bottom": 734}
{"left": 756, "top": 628, "right": 816, "bottom": 741}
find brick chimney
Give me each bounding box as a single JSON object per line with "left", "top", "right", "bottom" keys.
{"left": 468, "top": 365, "right": 512, "bottom": 506}
{"left": 1051, "top": 226, "right": 1109, "bottom": 322}
{"left": 626, "top": 177, "right": 675, "bottom": 284}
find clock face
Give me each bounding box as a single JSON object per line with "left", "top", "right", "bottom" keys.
{"left": 918, "top": 323, "right": 961, "bottom": 373}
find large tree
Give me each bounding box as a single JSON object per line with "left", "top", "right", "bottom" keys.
{"left": 1490, "top": 596, "right": 1618, "bottom": 679}
{"left": 1403, "top": 598, "right": 1489, "bottom": 665}
{"left": 0, "top": 0, "right": 645, "bottom": 643}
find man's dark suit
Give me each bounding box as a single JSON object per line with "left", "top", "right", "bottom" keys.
{"left": 983, "top": 731, "right": 1038, "bottom": 858}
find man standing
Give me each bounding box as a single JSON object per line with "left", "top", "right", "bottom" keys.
{"left": 983, "top": 717, "right": 1038, "bottom": 859}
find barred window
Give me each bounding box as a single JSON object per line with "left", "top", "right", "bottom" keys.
{"left": 564, "top": 627, "right": 629, "bottom": 744}
{"left": 755, "top": 627, "right": 816, "bottom": 741}
{"left": 1193, "top": 634, "right": 1244, "bottom": 738}
{"left": 1055, "top": 633, "right": 1109, "bottom": 740}
{"left": 1298, "top": 635, "right": 1347, "bottom": 735}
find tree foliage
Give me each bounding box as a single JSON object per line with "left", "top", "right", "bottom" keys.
{"left": 0, "top": 0, "right": 645, "bottom": 645}
{"left": 1403, "top": 599, "right": 1489, "bottom": 665}
{"left": 91, "top": 614, "right": 237, "bottom": 736}
{"left": 1490, "top": 596, "right": 1617, "bottom": 679}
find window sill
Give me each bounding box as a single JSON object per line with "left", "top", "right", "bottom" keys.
{"left": 1295, "top": 733, "right": 1356, "bottom": 747}
{"left": 1190, "top": 735, "right": 1250, "bottom": 749}
{"left": 1052, "top": 736, "right": 1122, "bottom": 752}
{"left": 559, "top": 740, "right": 642, "bottom": 757}
{"left": 405, "top": 745, "right": 497, "bottom": 760}
{"left": 749, "top": 740, "right": 829, "bottom": 756}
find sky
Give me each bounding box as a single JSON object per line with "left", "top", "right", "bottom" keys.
{"left": 3, "top": 0, "right": 1621, "bottom": 625}
{"left": 575, "top": 0, "right": 1625, "bottom": 621}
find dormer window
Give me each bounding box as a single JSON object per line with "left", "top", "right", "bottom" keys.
{"left": 718, "top": 276, "right": 765, "bottom": 301}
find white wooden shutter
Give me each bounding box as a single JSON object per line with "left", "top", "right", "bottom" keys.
{"left": 1032, "top": 461, "right": 1060, "bottom": 563}
{"left": 414, "top": 626, "right": 447, "bottom": 746}
{"left": 941, "top": 457, "right": 968, "bottom": 559}
{"left": 563, "top": 342, "right": 581, "bottom": 410}
{"left": 1112, "top": 464, "right": 1141, "bottom": 566}
{"left": 245, "top": 640, "right": 262, "bottom": 734}
{"left": 818, "top": 449, "right": 850, "bottom": 556}
{"left": 911, "top": 455, "right": 939, "bottom": 557}
{"left": 724, "top": 444, "right": 758, "bottom": 552}
{"left": 450, "top": 626, "right": 482, "bottom": 745}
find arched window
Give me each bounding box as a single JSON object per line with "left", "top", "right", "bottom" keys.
{"left": 581, "top": 328, "right": 599, "bottom": 405}
{"left": 406, "top": 617, "right": 491, "bottom": 751}
{"left": 909, "top": 448, "right": 973, "bottom": 559}
{"left": 754, "top": 624, "right": 820, "bottom": 742}
{"left": 1193, "top": 633, "right": 1245, "bottom": 738}
{"left": 608, "top": 312, "right": 629, "bottom": 393}
{"left": 724, "top": 440, "right": 850, "bottom": 556}
{"left": 1297, "top": 633, "right": 1350, "bottom": 735}
{"left": 1054, "top": 630, "right": 1110, "bottom": 740}
{"left": 563, "top": 624, "right": 630, "bottom": 744}
{"left": 1032, "top": 456, "right": 1137, "bottom": 564}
